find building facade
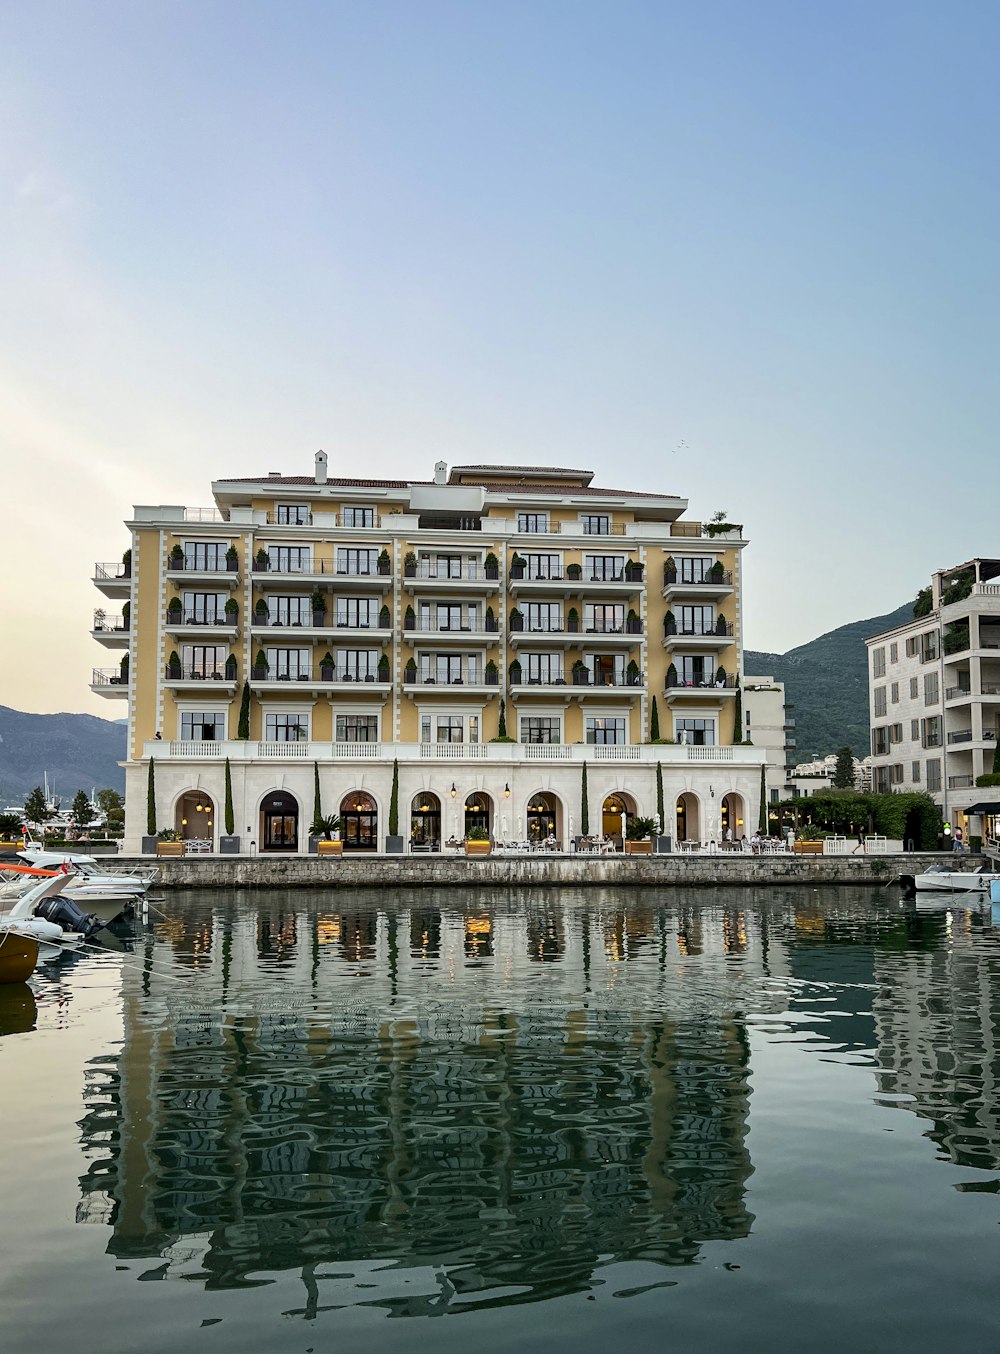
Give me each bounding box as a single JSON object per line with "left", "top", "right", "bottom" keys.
{"left": 92, "top": 455, "right": 766, "bottom": 852}
{"left": 866, "top": 558, "right": 1000, "bottom": 840}
{"left": 741, "top": 675, "right": 795, "bottom": 810}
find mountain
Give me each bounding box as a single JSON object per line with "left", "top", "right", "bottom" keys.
{"left": 746, "top": 601, "right": 913, "bottom": 760}
{"left": 0, "top": 706, "right": 126, "bottom": 807}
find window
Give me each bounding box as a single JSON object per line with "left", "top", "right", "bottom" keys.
{"left": 926, "top": 759, "right": 942, "bottom": 792}
{"left": 909, "top": 677, "right": 919, "bottom": 699}
{"left": 269, "top": 545, "right": 312, "bottom": 573}
{"left": 585, "top": 603, "right": 624, "bottom": 633}
{"left": 336, "top": 714, "right": 379, "bottom": 742}
{"left": 524, "top": 553, "right": 561, "bottom": 579}
{"left": 890, "top": 682, "right": 899, "bottom": 703}
{"left": 419, "top": 714, "right": 480, "bottom": 744}
{"left": 910, "top": 719, "right": 920, "bottom": 740}
{"left": 891, "top": 764, "right": 904, "bottom": 784}
{"left": 586, "top": 716, "right": 627, "bottom": 745}
{"left": 890, "top": 642, "right": 898, "bottom": 663}
{"left": 341, "top": 506, "right": 375, "bottom": 527}
{"left": 921, "top": 630, "right": 940, "bottom": 662}
{"left": 336, "top": 547, "right": 377, "bottom": 576}
{"left": 517, "top": 512, "right": 549, "bottom": 534}
{"left": 678, "top": 655, "right": 717, "bottom": 686}
{"left": 182, "top": 591, "right": 226, "bottom": 624}
{"left": 924, "top": 672, "right": 939, "bottom": 706}
{"left": 419, "top": 654, "right": 479, "bottom": 684}
{"left": 679, "top": 605, "right": 714, "bottom": 635}
{"left": 584, "top": 554, "right": 624, "bottom": 581}
{"left": 889, "top": 723, "right": 903, "bottom": 743}
{"left": 525, "top": 652, "right": 563, "bottom": 684}
{"left": 521, "top": 716, "right": 561, "bottom": 744}
{"left": 182, "top": 541, "right": 228, "bottom": 571}
{"left": 276, "top": 504, "right": 310, "bottom": 525}
{"left": 265, "top": 646, "right": 311, "bottom": 679}
{"left": 874, "top": 687, "right": 887, "bottom": 717}
{"left": 872, "top": 647, "right": 886, "bottom": 678}
{"left": 921, "top": 715, "right": 942, "bottom": 748}
{"left": 267, "top": 595, "right": 311, "bottom": 627}
{"left": 873, "top": 766, "right": 890, "bottom": 793}
{"left": 179, "top": 711, "right": 226, "bottom": 741}
{"left": 675, "top": 717, "right": 716, "bottom": 746}
{"left": 336, "top": 649, "right": 380, "bottom": 681}
{"left": 182, "top": 645, "right": 227, "bottom": 678}
{"left": 336, "top": 597, "right": 379, "bottom": 628}
{"left": 265, "top": 713, "right": 309, "bottom": 742}
{"left": 581, "top": 514, "right": 610, "bottom": 535}
{"left": 911, "top": 761, "right": 921, "bottom": 782}
{"left": 905, "top": 637, "right": 918, "bottom": 657}
{"left": 679, "top": 557, "right": 714, "bottom": 582}
{"left": 525, "top": 602, "right": 562, "bottom": 632}
{"left": 872, "top": 727, "right": 889, "bottom": 756}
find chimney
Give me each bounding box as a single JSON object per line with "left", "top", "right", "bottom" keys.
{"left": 434, "top": 460, "right": 447, "bottom": 485}
{"left": 315, "top": 449, "right": 328, "bottom": 485}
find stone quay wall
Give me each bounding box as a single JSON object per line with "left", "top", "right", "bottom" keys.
{"left": 123, "top": 852, "right": 964, "bottom": 891}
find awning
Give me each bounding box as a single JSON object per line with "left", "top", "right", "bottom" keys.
{"left": 965, "top": 802, "right": 1000, "bottom": 815}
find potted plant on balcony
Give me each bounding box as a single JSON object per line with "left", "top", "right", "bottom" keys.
{"left": 664, "top": 555, "right": 676, "bottom": 585}
{"left": 624, "top": 559, "right": 643, "bottom": 582}
{"left": 404, "top": 551, "right": 417, "bottom": 578}
{"left": 167, "top": 650, "right": 182, "bottom": 680}
{"left": 225, "top": 544, "right": 239, "bottom": 572}
{"left": 509, "top": 552, "right": 526, "bottom": 579}
{"left": 715, "top": 665, "right": 727, "bottom": 687}
{"left": 315, "top": 814, "right": 344, "bottom": 856}
{"left": 319, "top": 651, "right": 334, "bottom": 681}
{"left": 378, "top": 653, "right": 390, "bottom": 682}
{"left": 224, "top": 597, "right": 238, "bottom": 625}
{"left": 508, "top": 658, "right": 522, "bottom": 686}
{"left": 253, "top": 547, "right": 269, "bottom": 572}
{"left": 715, "top": 613, "right": 729, "bottom": 636}
{"left": 664, "top": 610, "right": 677, "bottom": 637}
{"left": 705, "top": 510, "right": 743, "bottom": 539}
{"left": 626, "top": 659, "right": 641, "bottom": 687}
{"left": 169, "top": 543, "right": 184, "bottom": 570}
{"left": 567, "top": 562, "right": 582, "bottom": 581}
{"left": 485, "top": 605, "right": 497, "bottom": 632}
{"left": 666, "top": 662, "right": 678, "bottom": 688}
{"left": 405, "top": 657, "right": 417, "bottom": 683}
{"left": 485, "top": 659, "right": 498, "bottom": 686}
{"left": 224, "top": 654, "right": 237, "bottom": 681}
{"left": 484, "top": 551, "right": 499, "bottom": 580}
{"left": 167, "top": 596, "right": 182, "bottom": 625}
{"left": 626, "top": 608, "right": 640, "bottom": 634}
{"left": 404, "top": 604, "right": 416, "bottom": 632}
{"left": 254, "top": 598, "right": 268, "bottom": 626}
{"left": 379, "top": 603, "right": 391, "bottom": 629}
{"left": 122, "top": 547, "right": 132, "bottom": 577}
{"left": 624, "top": 815, "right": 657, "bottom": 855}
{"left": 253, "top": 649, "right": 269, "bottom": 681}
{"left": 567, "top": 606, "right": 580, "bottom": 633}
{"left": 119, "top": 653, "right": 129, "bottom": 682}
{"left": 311, "top": 590, "right": 327, "bottom": 626}
{"left": 121, "top": 601, "right": 131, "bottom": 631}
{"left": 509, "top": 606, "right": 523, "bottom": 631}
{"left": 464, "top": 824, "right": 492, "bottom": 857}
{"left": 377, "top": 548, "right": 391, "bottom": 576}
{"left": 710, "top": 559, "right": 725, "bottom": 583}
{"left": 572, "top": 659, "right": 589, "bottom": 686}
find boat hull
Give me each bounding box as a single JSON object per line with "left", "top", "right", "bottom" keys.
{"left": 914, "top": 873, "right": 998, "bottom": 893}
{"left": 0, "top": 931, "right": 40, "bottom": 983}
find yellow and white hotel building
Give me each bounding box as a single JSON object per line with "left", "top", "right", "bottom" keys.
{"left": 91, "top": 455, "right": 766, "bottom": 852}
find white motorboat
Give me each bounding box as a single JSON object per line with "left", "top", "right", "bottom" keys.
{"left": 18, "top": 850, "right": 158, "bottom": 890}
{"left": 0, "top": 863, "right": 140, "bottom": 923}
{"left": 899, "top": 863, "right": 1000, "bottom": 895}
{"left": 0, "top": 873, "right": 94, "bottom": 951}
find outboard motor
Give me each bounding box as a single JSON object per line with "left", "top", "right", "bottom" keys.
{"left": 898, "top": 874, "right": 916, "bottom": 899}
{"left": 34, "top": 897, "right": 104, "bottom": 940}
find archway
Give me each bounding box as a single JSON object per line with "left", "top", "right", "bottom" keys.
{"left": 601, "top": 792, "right": 637, "bottom": 844}
{"left": 676, "top": 792, "right": 700, "bottom": 844}
{"left": 526, "top": 791, "right": 562, "bottom": 846}
{"left": 410, "top": 791, "right": 441, "bottom": 850}
{"left": 464, "top": 791, "right": 493, "bottom": 841}
{"left": 260, "top": 790, "right": 299, "bottom": 853}
{"left": 340, "top": 791, "right": 378, "bottom": 851}
{"left": 721, "top": 792, "right": 746, "bottom": 844}
{"left": 174, "top": 789, "right": 215, "bottom": 845}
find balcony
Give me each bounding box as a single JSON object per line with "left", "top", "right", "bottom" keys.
{"left": 508, "top": 565, "right": 644, "bottom": 597}
{"left": 403, "top": 616, "right": 500, "bottom": 646}
{"left": 93, "top": 562, "right": 131, "bottom": 599}
{"left": 251, "top": 665, "right": 391, "bottom": 696}
{"left": 663, "top": 622, "right": 735, "bottom": 650}
{"left": 949, "top": 775, "right": 975, "bottom": 790}
{"left": 248, "top": 614, "right": 340, "bottom": 642}
{"left": 90, "top": 668, "right": 129, "bottom": 699}
{"left": 947, "top": 683, "right": 1000, "bottom": 702}
{"left": 163, "top": 665, "right": 239, "bottom": 695}
{"left": 508, "top": 670, "right": 645, "bottom": 699}
{"left": 166, "top": 609, "right": 239, "bottom": 639}
{"left": 403, "top": 662, "right": 500, "bottom": 695}
{"left": 662, "top": 568, "right": 734, "bottom": 600}
{"left": 165, "top": 558, "right": 240, "bottom": 587}
{"left": 508, "top": 616, "right": 644, "bottom": 648}
{"left": 91, "top": 613, "right": 130, "bottom": 648}
{"left": 403, "top": 563, "right": 499, "bottom": 591}
{"left": 664, "top": 675, "right": 738, "bottom": 703}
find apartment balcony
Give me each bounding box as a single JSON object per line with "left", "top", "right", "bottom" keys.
{"left": 662, "top": 568, "right": 734, "bottom": 601}
{"left": 165, "top": 610, "right": 239, "bottom": 639}
{"left": 664, "top": 675, "right": 738, "bottom": 704}
{"left": 508, "top": 617, "right": 644, "bottom": 648}
{"left": 92, "top": 562, "right": 131, "bottom": 599}
{"left": 948, "top": 775, "right": 975, "bottom": 790}
{"left": 163, "top": 665, "right": 239, "bottom": 695}
{"left": 403, "top": 563, "right": 500, "bottom": 592}
{"left": 663, "top": 623, "right": 735, "bottom": 651}
{"left": 327, "top": 620, "right": 393, "bottom": 644}
{"left": 90, "top": 668, "right": 129, "bottom": 699}
{"left": 165, "top": 559, "right": 241, "bottom": 587}
{"left": 403, "top": 617, "right": 500, "bottom": 647}
{"left": 250, "top": 665, "right": 391, "bottom": 697}
{"left": 251, "top": 557, "right": 392, "bottom": 588}
{"left": 91, "top": 613, "right": 130, "bottom": 648}
{"left": 946, "top": 683, "right": 1000, "bottom": 703}
{"left": 508, "top": 671, "right": 645, "bottom": 699}
{"left": 403, "top": 662, "right": 501, "bottom": 696}
{"left": 508, "top": 565, "right": 644, "bottom": 597}
{"left": 947, "top": 729, "right": 997, "bottom": 749}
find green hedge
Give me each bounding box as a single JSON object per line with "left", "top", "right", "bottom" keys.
{"left": 776, "top": 791, "right": 942, "bottom": 850}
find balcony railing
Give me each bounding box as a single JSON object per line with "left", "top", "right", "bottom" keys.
{"left": 404, "top": 663, "right": 499, "bottom": 686}
{"left": 165, "top": 666, "right": 235, "bottom": 682}
{"left": 508, "top": 564, "right": 643, "bottom": 584}
{"left": 167, "top": 558, "right": 239, "bottom": 574}
{"left": 250, "top": 558, "right": 391, "bottom": 576}
{"left": 92, "top": 614, "right": 129, "bottom": 634}
{"left": 664, "top": 568, "right": 733, "bottom": 587}
{"left": 167, "top": 610, "right": 237, "bottom": 626}
{"left": 507, "top": 616, "right": 643, "bottom": 635}
{"left": 948, "top": 775, "right": 975, "bottom": 789}
{"left": 92, "top": 668, "right": 128, "bottom": 687}
{"left": 948, "top": 730, "right": 973, "bottom": 744}
{"left": 145, "top": 739, "right": 766, "bottom": 766}
{"left": 94, "top": 562, "right": 131, "bottom": 582}
{"left": 509, "top": 670, "right": 642, "bottom": 688}
{"left": 946, "top": 686, "right": 971, "bottom": 701}
{"left": 337, "top": 511, "right": 382, "bottom": 528}
{"left": 666, "top": 675, "right": 737, "bottom": 690}
{"left": 665, "top": 622, "right": 734, "bottom": 638}
{"left": 405, "top": 563, "right": 497, "bottom": 582}
{"left": 404, "top": 617, "right": 500, "bottom": 633}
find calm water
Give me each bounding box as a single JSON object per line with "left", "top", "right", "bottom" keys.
{"left": 4, "top": 885, "right": 1000, "bottom": 1354}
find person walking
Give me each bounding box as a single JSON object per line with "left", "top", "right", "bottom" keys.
{"left": 953, "top": 827, "right": 965, "bottom": 854}
{"left": 852, "top": 826, "right": 866, "bottom": 854}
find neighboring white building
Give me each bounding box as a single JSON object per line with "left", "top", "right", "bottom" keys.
{"left": 865, "top": 558, "right": 1000, "bottom": 842}
{"left": 742, "top": 676, "right": 795, "bottom": 813}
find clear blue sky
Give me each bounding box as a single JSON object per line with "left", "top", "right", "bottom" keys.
{"left": 1, "top": 0, "right": 997, "bottom": 713}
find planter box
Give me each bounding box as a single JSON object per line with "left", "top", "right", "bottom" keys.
{"left": 624, "top": 840, "right": 653, "bottom": 855}
{"left": 141, "top": 835, "right": 159, "bottom": 855}
{"left": 156, "top": 841, "right": 185, "bottom": 857}
{"left": 317, "top": 840, "right": 343, "bottom": 856}
{"left": 792, "top": 840, "right": 825, "bottom": 855}
{"left": 219, "top": 835, "right": 241, "bottom": 854}
{"left": 464, "top": 841, "right": 492, "bottom": 856}
{"left": 384, "top": 835, "right": 405, "bottom": 854}
{"left": 653, "top": 835, "right": 672, "bottom": 854}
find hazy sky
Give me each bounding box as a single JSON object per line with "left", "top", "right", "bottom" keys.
{"left": 2, "top": 0, "right": 997, "bottom": 717}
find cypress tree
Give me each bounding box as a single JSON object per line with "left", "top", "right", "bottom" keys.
{"left": 310, "top": 761, "right": 323, "bottom": 835}
{"left": 389, "top": 758, "right": 399, "bottom": 835}
{"left": 650, "top": 695, "right": 660, "bottom": 742}
{"left": 758, "top": 764, "right": 767, "bottom": 834}
{"left": 498, "top": 698, "right": 507, "bottom": 739}
{"left": 994, "top": 739, "right": 1000, "bottom": 775}
{"left": 732, "top": 682, "right": 742, "bottom": 744}
{"left": 146, "top": 757, "right": 156, "bottom": 836}
{"left": 581, "top": 762, "right": 589, "bottom": 836}
{"left": 224, "top": 757, "right": 234, "bottom": 835}
{"left": 656, "top": 761, "right": 664, "bottom": 829}
{"left": 237, "top": 680, "right": 250, "bottom": 739}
